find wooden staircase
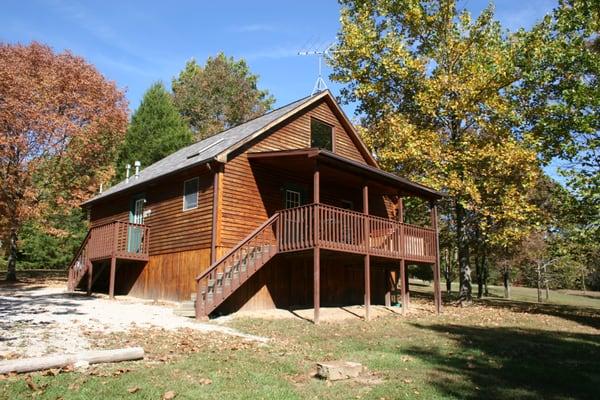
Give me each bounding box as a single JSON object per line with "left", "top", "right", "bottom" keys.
{"left": 67, "top": 230, "right": 93, "bottom": 292}
{"left": 194, "top": 213, "right": 280, "bottom": 318}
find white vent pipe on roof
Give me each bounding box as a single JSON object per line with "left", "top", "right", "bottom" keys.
{"left": 125, "top": 164, "right": 131, "bottom": 183}
{"left": 134, "top": 161, "right": 141, "bottom": 179}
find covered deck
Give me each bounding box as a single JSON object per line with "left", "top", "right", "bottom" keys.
{"left": 197, "top": 148, "right": 443, "bottom": 322}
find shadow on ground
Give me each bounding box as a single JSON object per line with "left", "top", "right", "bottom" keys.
{"left": 406, "top": 323, "right": 600, "bottom": 400}
{"left": 412, "top": 290, "right": 600, "bottom": 331}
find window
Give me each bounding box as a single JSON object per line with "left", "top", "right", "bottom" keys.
{"left": 310, "top": 118, "right": 333, "bottom": 151}
{"left": 183, "top": 177, "right": 199, "bottom": 211}
{"left": 285, "top": 189, "right": 302, "bottom": 209}
{"left": 341, "top": 200, "right": 354, "bottom": 210}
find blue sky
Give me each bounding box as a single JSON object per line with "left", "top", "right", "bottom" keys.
{"left": 3, "top": 0, "right": 557, "bottom": 114}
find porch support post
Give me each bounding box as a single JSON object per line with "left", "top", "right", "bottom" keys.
{"left": 86, "top": 263, "right": 93, "bottom": 296}
{"left": 211, "top": 162, "right": 223, "bottom": 265}
{"left": 397, "top": 196, "right": 404, "bottom": 223}
{"left": 430, "top": 200, "right": 442, "bottom": 314}
{"left": 109, "top": 222, "right": 118, "bottom": 300}
{"left": 384, "top": 268, "right": 391, "bottom": 307}
{"left": 400, "top": 259, "right": 407, "bottom": 315}
{"left": 363, "top": 184, "right": 370, "bottom": 321}
{"left": 313, "top": 163, "right": 320, "bottom": 324}
{"left": 314, "top": 248, "right": 320, "bottom": 324}
{"left": 109, "top": 257, "right": 116, "bottom": 299}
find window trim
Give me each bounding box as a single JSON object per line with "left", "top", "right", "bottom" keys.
{"left": 182, "top": 177, "right": 199, "bottom": 211}
{"left": 285, "top": 189, "right": 302, "bottom": 209}
{"left": 310, "top": 117, "right": 335, "bottom": 152}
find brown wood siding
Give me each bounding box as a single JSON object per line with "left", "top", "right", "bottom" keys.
{"left": 221, "top": 99, "right": 377, "bottom": 248}
{"left": 112, "top": 249, "right": 211, "bottom": 301}
{"left": 89, "top": 166, "right": 213, "bottom": 256}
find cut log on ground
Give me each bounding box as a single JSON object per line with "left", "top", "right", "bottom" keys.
{"left": 0, "top": 347, "right": 144, "bottom": 374}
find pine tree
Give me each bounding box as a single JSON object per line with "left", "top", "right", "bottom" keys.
{"left": 115, "top": 82, "right": 193, "bottom": 180}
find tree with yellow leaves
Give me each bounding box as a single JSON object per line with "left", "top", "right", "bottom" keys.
{"left": 331, "top": 0, "right": 551, "bottom": 301}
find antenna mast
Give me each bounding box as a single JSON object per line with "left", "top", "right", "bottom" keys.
{"left": 298, "top": 43, "right": 335, "bottom": 96}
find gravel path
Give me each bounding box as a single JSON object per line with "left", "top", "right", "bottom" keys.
{"left": 0, "top": 285, "right": 267, "bottom": 358}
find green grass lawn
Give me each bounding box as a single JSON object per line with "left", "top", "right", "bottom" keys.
{"left": 422, "top": 280, "right": 600, "bottom": 309}
{"left": 2, "top": 289, "right": 599, "bottom": 400}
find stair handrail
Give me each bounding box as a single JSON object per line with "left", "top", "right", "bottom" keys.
{"left": 194, "top": 212, "right": 280, "bottom": 282}
{"left": 68, "top": 228, "right": 92, "bottom": 270}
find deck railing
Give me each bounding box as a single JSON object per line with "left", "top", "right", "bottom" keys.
{"left": 86, "top": 220, "right": 150, "bottom": 261}
{"left": 277, "top": 203, "right": 436, "bottom": 262}
{"left": 67, "top": 221, "right": 149, "bottom": 291}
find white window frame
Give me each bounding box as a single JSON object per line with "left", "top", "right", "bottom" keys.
{"left": 183, "top": 177, "right": 199, "bottom": 211}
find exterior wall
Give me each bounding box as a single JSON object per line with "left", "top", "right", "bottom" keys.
{"left": 89, "top": 165, "right": 214, "bottom": 256}
{"left": 85, "top": 97, "right": 398, "bottom": 305}
{"left": 221, "top": 98, "right": 392, "bottom": 249}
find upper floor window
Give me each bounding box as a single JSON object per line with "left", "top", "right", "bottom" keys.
{"left": 183, "top": 177, "right": 199, "bottom": 211}
{"left": 310, "top": 118, "right": 333, "bottom": 151}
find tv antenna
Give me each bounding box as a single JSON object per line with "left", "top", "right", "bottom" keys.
{"left": 298, "top": 43, "right": 335, "bottom": 96}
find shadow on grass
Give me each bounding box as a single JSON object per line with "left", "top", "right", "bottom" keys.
{"left": 407, "top": 323, "right": 600, "bottom": 400}
{"left": 412, "top": 289, "right": 600, "bottom": 331}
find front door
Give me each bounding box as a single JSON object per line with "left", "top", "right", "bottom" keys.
{"left": 128, "top": 194, "right": 145, "bottom": 252}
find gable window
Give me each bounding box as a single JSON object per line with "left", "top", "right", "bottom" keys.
{"left": 285, "top": 189, "right": 302, "bottom": 209}
{"left": 183, "top": 177, "right": 199, "bottom": 211}
{"left": 310, "top": 118, "right": 333, "bottom": 151}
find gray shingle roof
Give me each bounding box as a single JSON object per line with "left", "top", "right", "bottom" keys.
{"left": 83, "top": 93, "right": 320, "bottom": 205}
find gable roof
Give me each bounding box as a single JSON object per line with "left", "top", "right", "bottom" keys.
{"left": 83, "top": 90, "right": 375, "bottom": 206}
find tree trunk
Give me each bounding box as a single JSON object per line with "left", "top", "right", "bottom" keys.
{"left": 0, "top": 347, "right": 144, "bottom": 374}
{"left": 503, "top": 267, "right": 510, "bottom": 299}
{"left": 537, "top": 263, "right": 542, "bottom": 303}
{"left": 544, "top": 264, "right": 550, "bottom": 300}
{"left": 483, "top": 261, "right": 489, "bottom": 297}
{"left": 5, "top": 228, "right": 18, "bottom": 282}
{"left": 456, "top": 201, "right": 472, "bottom": 303}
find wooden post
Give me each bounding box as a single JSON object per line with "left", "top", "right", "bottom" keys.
{"left": 313, "top": 164, "right": 320, "bottom": 324}
{"left": 86, "top": 262, "right": 93, "bottom": 296}
{"left": 314, "top": 248, "right": 320, "bottom": 324}
{"left": 109, "top": 222, "right": 118, "bottom": 299}
{"left": 430, "top": 200, "right": 442, "bottom": 314}
{"left": 397, "top": 196, "right": 404, "bottom": 223}
{"left": 108, "top": 257, "right": 116, "bottom": 299}
{"left": 363, "top": 184, "right": 370, "bottom": 321}
{"left": 384, "top": 268, "right": 391, "bottom": 307}
{"left": 211, "top": 163, "right": 223, "bottom": 265}
{"left": 400, "top": 259, "right": 407, "bottom": 315}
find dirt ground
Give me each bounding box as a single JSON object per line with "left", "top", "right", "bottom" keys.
{"left": 1, "top": 280, "right": 420, "bottom": 360}
{"left": 0, "top": 282, "right": 267, "bottom": 359}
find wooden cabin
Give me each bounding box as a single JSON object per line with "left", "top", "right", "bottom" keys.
{"left": 68, "top": 90, "right": 443, "bottom": 322}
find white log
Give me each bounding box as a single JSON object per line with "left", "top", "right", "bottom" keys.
{"left": 0, "top": 347, "right": 144, "bottom": 374}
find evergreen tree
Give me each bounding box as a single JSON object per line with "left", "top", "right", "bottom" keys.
{"left": 172, "top": 53, "right": 275, "bottom": 140}
{"left": 115, "top": 82, "right": 193, "bottom": 180}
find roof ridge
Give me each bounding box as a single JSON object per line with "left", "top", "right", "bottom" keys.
{"left": 188, "top": 93, "right": 315, "bottom": 147}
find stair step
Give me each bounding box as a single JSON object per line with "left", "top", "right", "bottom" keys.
{"left": 174, "top": 301, "right": 196, "bottom": 317}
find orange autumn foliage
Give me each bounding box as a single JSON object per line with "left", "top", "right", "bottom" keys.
{"left": 0, "top": 42, "right": 128, "bottom": 277}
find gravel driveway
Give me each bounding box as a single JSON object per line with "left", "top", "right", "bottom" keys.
{"left": 0, "top": 284, "right": 266, "bottom": 358}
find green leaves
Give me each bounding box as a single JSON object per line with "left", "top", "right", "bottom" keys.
{"left": 172, "top": 54, "right": 275, "bottom": 141}
{"left": 114, "top": 82, "right": 193, "bottom": 181}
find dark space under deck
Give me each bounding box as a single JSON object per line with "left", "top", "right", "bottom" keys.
{"left": 213, "top": 249, "right": 425, "bottom": 316}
